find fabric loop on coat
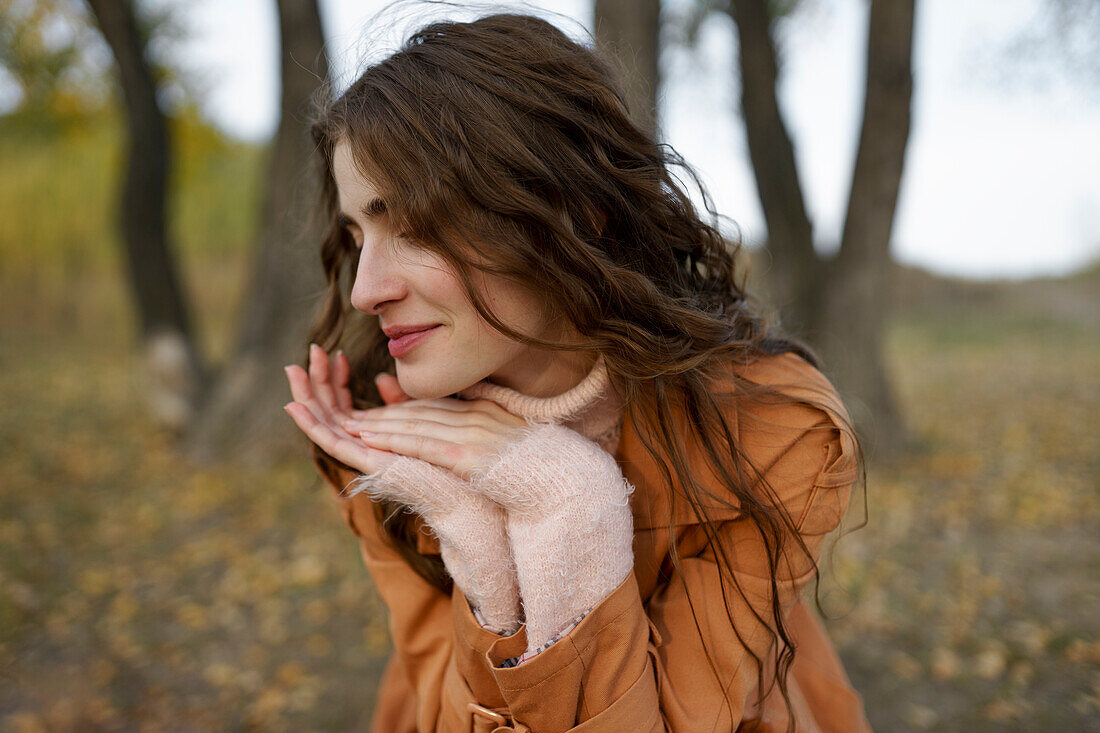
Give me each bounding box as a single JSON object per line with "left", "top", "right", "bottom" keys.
{"left": 468, "top": 701, "right": 513, "bottom": 733}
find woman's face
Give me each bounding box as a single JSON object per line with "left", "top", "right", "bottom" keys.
{"left": 332, "top": 140, "right": 572, "bottom": 400}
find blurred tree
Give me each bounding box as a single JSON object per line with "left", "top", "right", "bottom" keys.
{"left": 1, "top": 0, "right": 197, "bottom": 122}
{"left": 1018, "top": 0, "right": 1099, "bottom": 75}
{"left": 996, "top": 0, "right": 1100, "bottom": 96}
{"left": 593, "top": 0, "right": 662, "bottom": 137}
{"left": 183, "top": 0, "right": 328, "bottom": 462}
{"left": 0, "top": 0, "right": 103, "bottom": 119}
{"left": 820, "top": 0, "right": 914, "bottom": 452}
{"left": 683, "top": 0, "right": 915, "bottom": 451}
{"left": 70, "top": 0, "right": 328, "bottom": 457}
{"left": 85, "top": 0, "right": 206, "bottom": 429}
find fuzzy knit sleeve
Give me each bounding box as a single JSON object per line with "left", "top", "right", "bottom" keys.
{"left": 314, "top": 461, "right": 518, "bottom": 731}
{"left": 452, "top": 356, "right": 870, "bottom": 733}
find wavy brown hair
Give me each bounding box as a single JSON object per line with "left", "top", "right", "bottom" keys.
{"left": 305, "top": 9, "right": 862, "bottom": 728}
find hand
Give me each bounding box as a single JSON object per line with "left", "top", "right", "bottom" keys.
{"left": 467, "top": 422, "right": 636, "bottom": 652}
{"left": 343, "top": 397, "right": 528, "bottom": 480}
{"left": 283, "top": 343, "right": 399, "bottom": 478}
{"left": 284, "top": 345, "right": 523, "bottom": 632}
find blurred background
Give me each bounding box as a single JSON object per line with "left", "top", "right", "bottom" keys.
{"left": 1, "top": 0, "right": 1097, "bottom": 730}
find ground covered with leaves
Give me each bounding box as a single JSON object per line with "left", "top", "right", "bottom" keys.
{"left": 828, "top": 268, "right": 1100, "bottom": 731}
{"left": 1, "top": 264, "right": 1097, "bottom": 731}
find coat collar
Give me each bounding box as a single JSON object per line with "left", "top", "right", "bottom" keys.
{"left": 614, "top": 378, "right": 744, "bottom": 531}
{"left": 415, "top": 352, "right": 857, "bottom": 551}
{"left": 613, "top": 352, "right": 857, "bottom": 531}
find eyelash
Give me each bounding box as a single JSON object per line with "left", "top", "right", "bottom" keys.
{"left": 347, "top": 231, "right": 411, "bottom": 249}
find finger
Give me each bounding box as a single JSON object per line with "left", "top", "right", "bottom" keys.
{"left": 353, "top": 399, "right": 493, "bottom": 418}
{"left": 333, "top": 350, "right": 354, "bottom": 414}
{"left": 375, "top": 372, "right": 410, "bottom": 405}
{"left": 284, "top": 401, "right": 394, "bottom": 475}
{"left": 344, "top": 405, "right": 499, "bottom": 433}
{"left": 285, "top": 366, "right": 354, "bottom": 437}
{"left": 308, "top": 344, "right": 339, "bottom": 420}
{"left": 349, "top": 396, "right": 477, "bottom": 419}
{"left": 285, "top": 364, "right": 316, "bottom": 405}
{"left": 358, "top": 428, "right": 466, "bottom": 473}
{"left": 463, "top": 397, "right": 531, "bottom": 425}
{"left": 357, "top": 416, "right": 488, "bottom": 442}
{"left": 373, "top": 399, "right": 525, "bottom": 428}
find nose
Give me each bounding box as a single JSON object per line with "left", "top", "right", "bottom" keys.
{"left": 349, "top": 238, "right": 407, "bottom": 315}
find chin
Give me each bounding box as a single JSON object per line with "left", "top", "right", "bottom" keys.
{"left": 396, "top": 367, "right": 482, "bottom": 400}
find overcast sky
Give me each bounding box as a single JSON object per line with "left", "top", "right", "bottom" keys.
{"left": 176, "top": 0, "right": 1100, "bottom": 279}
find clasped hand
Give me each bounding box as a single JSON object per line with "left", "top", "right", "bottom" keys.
{"left": 283, "top": 345, "right": 636, "bottom": 652}
{"left": 283, "top": 344, "right": 528, "bottom": 480}
{"left": 284, "top": 344, "right": 527, "bottom": 633}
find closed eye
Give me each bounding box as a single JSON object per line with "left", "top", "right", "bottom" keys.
{"left": 362, "top": 198, "right": 387, "bottom": 218}
{"left": 337, "top": 197, "right": 387, "bottom": 228}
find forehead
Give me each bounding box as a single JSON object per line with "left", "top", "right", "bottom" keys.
{"left": 332, "top": 140, "right": 382, "bottom": 204}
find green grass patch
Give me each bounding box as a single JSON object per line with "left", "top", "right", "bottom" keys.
{"left": 0, "top": 109, "right": 262, "bottom": 284}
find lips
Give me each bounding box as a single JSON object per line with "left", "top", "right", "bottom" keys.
{"left": 382, "top": 323, "right": 439, "bottom": 339}
{"left": 386, "top": 324, "right": 440, "bottom": 358}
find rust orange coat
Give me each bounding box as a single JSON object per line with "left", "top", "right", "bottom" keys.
{"left": 316, "top": 353, "right": 872, "bottom": 732}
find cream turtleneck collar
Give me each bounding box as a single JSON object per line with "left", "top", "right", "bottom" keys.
{"left": 457, "top": 354, "right": 625, "bottom": 454}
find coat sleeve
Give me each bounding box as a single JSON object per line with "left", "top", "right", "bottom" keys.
{"left": 459, "top": 389, "right": 863, "bottom": 733}
{"left": 316, "top": 462, "right": 521, "bottom": 732}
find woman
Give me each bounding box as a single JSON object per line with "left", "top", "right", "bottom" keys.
{"left": 283, "top": 11, "right": 870, "bottom": 733}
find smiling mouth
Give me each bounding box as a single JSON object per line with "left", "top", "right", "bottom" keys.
{"left": 387, "top": 325, "right": 441, "bottom": 358}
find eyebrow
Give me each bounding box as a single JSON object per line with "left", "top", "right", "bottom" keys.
{"left": 338, "top": 197, "right": 387, "bottom": 226}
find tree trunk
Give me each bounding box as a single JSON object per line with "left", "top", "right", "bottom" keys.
{"left": 184, "top": 0, "right": 329, "bottom": 462}
{"left": 85, "top": 0, "right": 205, "bottom": 430}
{"left": 727, "top": 0, "right": 821, "bottom": 336}
{"left": 821, "top": 0, "right": 915, "bottom": 453}
{"left": 726, "top": 0, "right": 915, "bottom": 453}
{"left": 593, "top": 0, "right": 662, "bottom": 138}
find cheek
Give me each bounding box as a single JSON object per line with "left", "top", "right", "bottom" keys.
{"left": 484, "top": 282, "right": 546, "bottom": 337}
{"left": 404, "top": 247, "right": 464, "bottom": 299}
{"left": 420, "top": 262, "right": 548, "bottom": 346}
{"left": 435, "top": 272, "right": 470, "bottom": 304}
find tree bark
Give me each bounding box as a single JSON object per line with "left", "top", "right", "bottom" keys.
{"left": 821, "top": 0, "right": 915, "bottom": 453}
{"left": 85, "top": 0, "right": 205, "bottom": 429}
{"left": 727, "top": 0, "right": 820, "bottom": 336}
{"left": 593, "top": 0, "right": 662, "bottom": 138}
{"left": 725, "top": 0, "right": 915, "bottom": 452}
{"left": 184, "top": 0, "right": 329, "bottom": 462}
